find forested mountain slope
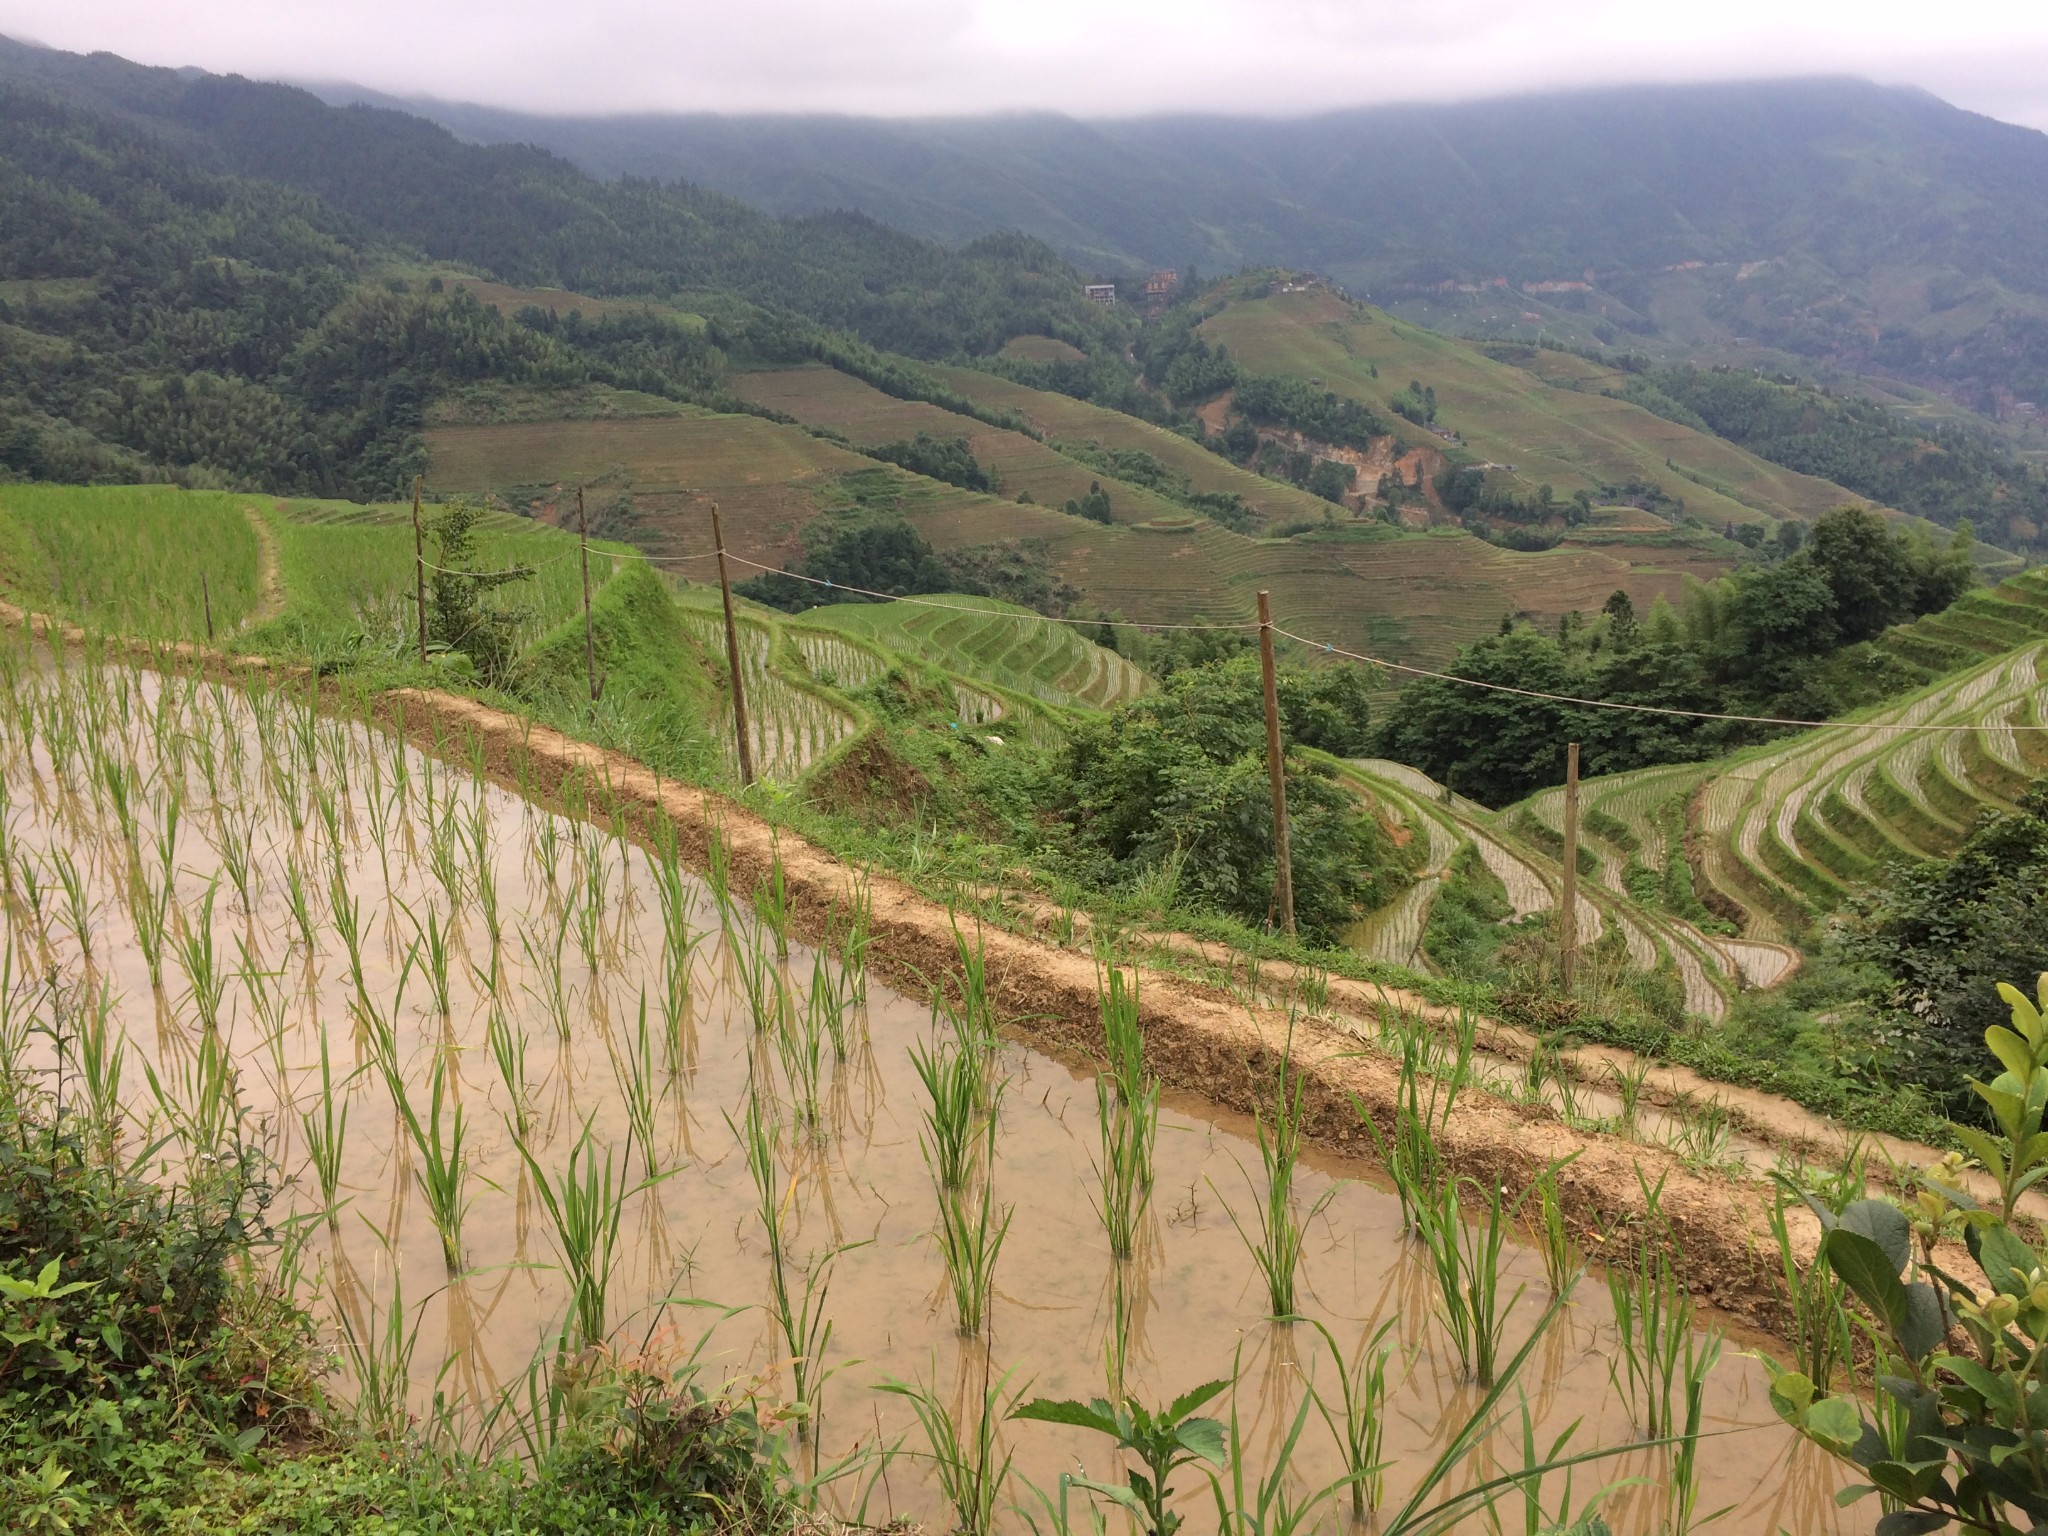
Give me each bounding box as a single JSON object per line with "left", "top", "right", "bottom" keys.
{"left": 313, "top": 74, "right": 2048, "bottom": 415}
{"left": 0, "top": 36, "right": 1124, "bottom": 362}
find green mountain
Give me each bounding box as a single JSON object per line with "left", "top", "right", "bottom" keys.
{"left": 0, "top": 39, "right": 1129, "bottom": 497}
{"left": 0, "top": 36, "right": 1126, "bottom": 363}
{"left": 304, "top": 75, "right": 2048, "bottom": 419}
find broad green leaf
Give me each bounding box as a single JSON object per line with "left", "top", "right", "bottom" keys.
{"left": 1804, "top": 1396, "right": 1864, "bottom": 1453}
{"left": 35, "top": 1259, "right": 59, "bottom": 1292}
{"left": 1834, "top": 1483, "right": 1877, "bottom": 1507}
{"left": 1014, "top": 1397, "right": 1122, "bottom": 1438}
{"left": 1838, "top": 1200, "right": 1913, "bottom": 1274}
{"left": 1998, "top": 979, "right": 2042, "bottom": 1030}
{"left": 1768, "top": 1369, "right": 1818, "bottom": 1420}
{"left": 1174, "top": 1416, "right": 1226, "bottom": 1468}
{"left": 1899, "top": 1282, "right": 1948, "bottom": 1363}
{"left": 1824, "top": 1228, "right": 1910, "bottom": 1335}
{"left": 1162, "top": 1378, "right": 1231, "bottom": 1423}
{"left": 1967, "top": 1221, "right": 2037, "bottom": 1296}
{"left": 1953, "top": 1124, "right": 2009, "bottom": 1182}
{"left": 1873, "top": 1510, "right": 1950, "bottom": 1535}
{"left": 1064, "top": 1474, "right": 1152, "bottom": 1527}
{"left": 1936, "top": 1355, "right": 2016, "bottom": 1416}
{"left": 1985, "top": 1025, "right": 2034, "bottom": 1083}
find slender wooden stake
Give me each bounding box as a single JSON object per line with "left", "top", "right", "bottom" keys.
{"left": 577, "top": 487, "right": 598, "bottom": 702}
{"left": 711, "top": 502, "right": 755, "bottom": 786}
{"left": 411, "top": 474, "right": 429, "bottom": 665}
{"left": 1560, "top": 741, "right": 1581, "bottom": 991}
{"left": 200, "top": 571, "right": 214, "bottom": 642}
{"left": 1257, "top": 589, "right": 1295, "bottom": 937}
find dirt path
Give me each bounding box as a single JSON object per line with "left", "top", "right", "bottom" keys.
{"left": 1, "top": 599, "right": 2007, "bottom": 1345}
{"left": 244, "top": 504, "right": 285, "bottom": 625}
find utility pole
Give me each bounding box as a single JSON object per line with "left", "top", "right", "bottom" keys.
{"left": 577, "top": 487, "right": 598, "bottom": 701}
{"left": 200, "top": 571, "right": 214, "bottom": 642}
{"left": 1560, "top": 741, "right": 1581, "bottom": 991}
{"left": 1256, "top": 589, "right": 1295, "bottom": 937}
{"left": 711, "top": 502, "right": 755, "bottom": 786}
{"left": 411, "top": 474, "right": 429, "bottom": 665}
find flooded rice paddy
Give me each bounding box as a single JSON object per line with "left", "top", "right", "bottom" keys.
{"left": 0, "top": 647, "right": 1869, "bottom": 1533}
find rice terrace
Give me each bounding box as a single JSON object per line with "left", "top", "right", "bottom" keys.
{"left": 10, "top": 24, "right": 2048, "bottom": 1536}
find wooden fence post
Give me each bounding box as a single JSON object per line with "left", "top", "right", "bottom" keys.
{"left": 412, "top": 474, "right": 429, "bottom": 665}
{"left": 1257, "top": 589, "right": 1295, "bottom": 937}
{"left": 711, "top": 502, "right": 755, "bottom": 785}
{"left": 577, "top": 487, "right": 598, "bottom": 702}
{"left": 1560, "top": 741, "right": 1581, "bottom": 990}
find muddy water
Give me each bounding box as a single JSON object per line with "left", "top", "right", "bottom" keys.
{"left": 0, "top": 658, "right": 1870, "bottom": 1533}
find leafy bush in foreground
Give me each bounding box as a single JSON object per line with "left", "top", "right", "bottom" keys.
{"left": 1770, "top": 972, "right": 2048, "bottom": 1535}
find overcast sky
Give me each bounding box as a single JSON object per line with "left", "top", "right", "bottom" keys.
{"left": 9, "top": 1, "right": 2048, "bottom": 128}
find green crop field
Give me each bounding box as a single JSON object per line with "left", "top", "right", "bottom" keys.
{"left": 1200, "top": 287, "right": 1863, "bottom": 530}
{"left": 0, "top": 484, "right": 265, "bottom": 640}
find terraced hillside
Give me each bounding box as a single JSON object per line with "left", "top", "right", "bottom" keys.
{"left": 428, "top": 392, "right": 1735, "bottom": 677}
{"left": 925, "top": 363, "right": 1342, "bottom": 530}
{"left": 793, "top": 594, "right": 1148, "bottom": 712}
{"left": 1200, "top": 284, "right": 1872, "bottom": 533}
{"left": 730, "top": 364, "right": 1196, "bottom": 526}
{"left": 669, "top": 586, "right": 1140, "bottom": 779}
{"left": 1334, "top": 757, "right": 1779, "bottom": 1022}
{"left": 1502, "top": 571, "right": 2048, "bottom": 950}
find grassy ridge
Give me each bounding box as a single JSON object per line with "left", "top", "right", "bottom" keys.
{"left": 927, "top": 363, "right": 1343, "bottom": 530}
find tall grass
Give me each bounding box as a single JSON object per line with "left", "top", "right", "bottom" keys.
{"left": 368, "top": 1009, "right": 471, "bottom": 1275}
{"left": 515, "top": 1118, "right": 649, "bottom": 1357}
{"left": 1093, "top": 966, "right": 1158, "bottom": 1262}
{"left": 879, "top": 1357, "right": 1021, "bottom": 1536}
{"left": 1415, "top": 1174, "right": 1523, "bottom": 1388}
{"left": 1299, "top": 1315, "right": 1398, "bottom": 1517}
{"left": 731, "top": 1092, "right": 855, "bottom": 1444}
{"left": 1216, "top": 1035, "right": 1333, "bottom": 1318}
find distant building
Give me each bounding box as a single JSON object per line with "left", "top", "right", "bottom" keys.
{"left": 1084, "top": 283, "right": 1117, "bottom": 306}
{"left": 1144, "top": 269, "right": 1177, "bottom": 299}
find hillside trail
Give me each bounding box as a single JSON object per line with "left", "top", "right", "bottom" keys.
{"left": 243, "top": 504, "right": 285, "bottom": 625}
{"left": 4, "top": 597, "right": 2032, "bottom": 1346}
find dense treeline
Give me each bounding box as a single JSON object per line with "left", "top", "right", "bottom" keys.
{"left": 1230, "top": 376, "right": 1387, "bottom": 452}
{"left": 0, "top": 47, "right": 1130, "bottom": 364}
{"left": 736, "top": 520, "right": 957, "bottom": 613}
{"left": 1619, "top": 366, "right": 2048, "bottom": 550}
{"left": 1374, "top": 508, "right": 1975, "bottom": 803}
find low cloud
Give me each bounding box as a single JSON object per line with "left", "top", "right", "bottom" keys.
{"left": 7, "top": 0, "right": 2047, "bottom": 128}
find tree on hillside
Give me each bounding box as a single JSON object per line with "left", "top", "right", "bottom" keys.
{"left": 1851, "top": 781, "right": 2048, "bottom": 1116}
{"left": 1048, "top": 655, "right": 1399, "bottom": 940}
{"left": 864, "top": 431, "right": 992, "bottom": 492}
{"left": 735, "top": 519, "right": 953, "bottom": 613}
{"left": 427, "top": 499, "right": 534, "bottom": 681}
